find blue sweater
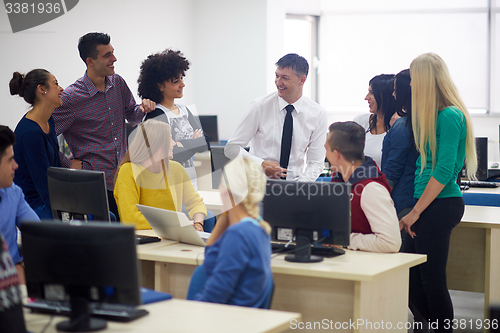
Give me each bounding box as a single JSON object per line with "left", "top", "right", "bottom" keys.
{"left": 13, "top": 116, "right": 61, "bottom": 210}
{"left": 381, "top": 117, "right": 419, "bottom": 214}
{"left": 195, "top": 218, "right": 272, "bottom": 307}
{"left": 0, "top": 184, "right": 39, "bottom": 263}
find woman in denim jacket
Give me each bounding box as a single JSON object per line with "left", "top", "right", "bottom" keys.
{"left": 381, "top": 69, "right": 419, "bottom": 220}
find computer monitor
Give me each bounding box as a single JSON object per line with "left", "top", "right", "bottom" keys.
{"left": 47, "top": 167, "right": 110, "bottom": 222}
{"left": 198, "top": 115, "right": 219, "bottom": 144}
{"left": 22, "top": 221, "right": 141, "bottom": 332}
{"left": 210, "top": 146, "right": 231, "bottom": 189}
{"left": 263, "top": 180, "right": 351, "bottom": 263}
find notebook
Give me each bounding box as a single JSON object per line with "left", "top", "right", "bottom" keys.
{"left": 136, "top": 204, "right": 209, "bottom": 247}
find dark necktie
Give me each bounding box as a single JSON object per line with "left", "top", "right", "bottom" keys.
{"left": 279, "top": 105, "right": 294, "bottom": 177}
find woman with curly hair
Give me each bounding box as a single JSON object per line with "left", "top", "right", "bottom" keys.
{"left": 137, "top": 49, "right": 208, "bottom": 189}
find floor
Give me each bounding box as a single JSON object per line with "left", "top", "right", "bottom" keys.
{"left": 409, "top": 290, "right": 485, "bottom": 333}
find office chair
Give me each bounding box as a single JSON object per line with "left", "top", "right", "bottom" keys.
{"left": 186, "top": 264, "right": 207, "bottom": 300}
{"left": 462, "top": 192, "right": 500, "bottom": 207}
{"left": 181, "top": 207, "right": 216, "bottom": 233}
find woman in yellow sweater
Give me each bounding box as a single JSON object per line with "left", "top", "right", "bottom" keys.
{"left": 114, "top": 119, "right": 207, "bottom": 230}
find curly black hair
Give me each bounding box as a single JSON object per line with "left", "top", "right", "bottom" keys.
{"left": 137, "top": 49, "right": 190, "bottom": 103}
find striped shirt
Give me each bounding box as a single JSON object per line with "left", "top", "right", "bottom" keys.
{"left": 53, "top": 72, "right": 145, "bottom": 190}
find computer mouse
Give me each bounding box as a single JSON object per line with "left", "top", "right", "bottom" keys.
{"left": 491, "top": 162, "right": 499, "bottom": 168}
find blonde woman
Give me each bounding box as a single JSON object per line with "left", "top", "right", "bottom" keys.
{"left": 400, "top": 53, "right": 477, "bottom": 333}
{"left": 114, "top": 120, "right": 207, "bottom": 230}
{"left": 193, "top": 157, "right": 272, "bottom": 307}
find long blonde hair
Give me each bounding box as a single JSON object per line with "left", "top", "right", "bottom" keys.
{"left": 220, "top": 156, "right": 271, "bottom": 234}
{"left": 410, "top": 53, "right": 477, "bottom": 179}
{"left": 114, "top": 119, "right": 171, "bottom": 184}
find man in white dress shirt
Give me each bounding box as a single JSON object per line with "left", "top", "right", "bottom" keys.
{"left": 225, "top": 54, "right": 327, "bottom": 181}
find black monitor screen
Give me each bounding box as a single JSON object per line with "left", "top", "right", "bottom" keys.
{"left": 22, "top": 221, "right": 141, "bottom": 331}
{"left": 263, "top": 180, "right": 351, "bottom": 262}
{"left": 198, "top": 115, "right": 219, "bottom": 143}
{"left": 476, "top": 137, "right": 488, "bottom": 180}
{"left": 47, "top": 167, "right": 110, "bottom": 222}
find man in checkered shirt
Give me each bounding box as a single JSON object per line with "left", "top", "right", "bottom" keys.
{"left": 53, "top": 32, "right": 155, "bottom": 221}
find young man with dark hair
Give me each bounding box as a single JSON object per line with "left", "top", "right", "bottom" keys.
{"left": 0, "top": 125, "right": 39, "bottom": 283}
{"left": 225, "top": 53, "right": 327, "bottom": 182}
{"left": 325, "top": 121, "right": 401, "bottom": 253}
{"left": 53, "top": 32, "right": 156, "bottom": 220}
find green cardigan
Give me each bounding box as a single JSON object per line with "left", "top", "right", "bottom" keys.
{"left": 414, "top": 106, "right": 467, "bottom": 199}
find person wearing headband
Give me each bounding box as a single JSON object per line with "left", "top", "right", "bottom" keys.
{"left": 193, "top": 156, "right": 272, "bottom": 306}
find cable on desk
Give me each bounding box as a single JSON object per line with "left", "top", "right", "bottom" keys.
{"left": 40, "top": 313, "right": 55, "bottom": 333}
{"left": 195, "top": 252, "right": 204, "bottom": 266}
{"left": 270, "top": 237, "right": 326, "bottom": 259}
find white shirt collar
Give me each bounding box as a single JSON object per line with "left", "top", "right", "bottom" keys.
{"left": 278, "top": 94, "right": 304, "bottom": 114}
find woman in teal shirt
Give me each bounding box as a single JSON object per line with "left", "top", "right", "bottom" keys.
{"left": 400, "top": 53, "right": 477, "bottom": 333}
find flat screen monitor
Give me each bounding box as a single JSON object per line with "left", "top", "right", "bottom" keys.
{"left": 210, "top": 146, "right": 231, "bottom": 189}
{"left": 198, "top": 115, "right": 219, "bottom": 144}
{"left": 263, "top": 180, "right": 351, "bottom": 263}
{"left": 22, "top": 221, "right": 141, "bottom": 331}
{"left": 47, "top": 167, "right": 110, "bottom": 222}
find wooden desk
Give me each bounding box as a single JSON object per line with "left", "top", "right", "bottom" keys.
{"left": 447, "top": 205, "right": 500, "bottom": 320}
{"left": 24, "top": 298, "right": 301, "bottom": 333}
{"left": 137, "top": 241, "right": 426, "bottom": 333}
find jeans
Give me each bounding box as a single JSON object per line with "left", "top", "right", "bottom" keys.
{"left": 401, "top": 197, "right": 464, "bottom": 333}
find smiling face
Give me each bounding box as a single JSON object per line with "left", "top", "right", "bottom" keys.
{"left": 0, "top": 146, "right": 18, "bottom": 189}
{"left": 275, "top": 66, "right": 306, "bottom": 104}
{"left": 364, "top": 85, "right": 378, "bottom": 114}
{"left": 168, "top": 136, "right": 175, "bottom": 160}
{"left": 89, "top": 43, "right": 117, "bottom": 77}
{"left": 159, "top": 75, "right": 185, "bottom": 103}
{"left": 42, "top": 74, "right": 64, "bottom": 108}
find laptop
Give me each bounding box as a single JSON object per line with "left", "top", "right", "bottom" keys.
{"left": 136, "top": 204, "right": 209, "bottom": 247}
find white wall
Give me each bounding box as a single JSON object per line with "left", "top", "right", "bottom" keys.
{"left": 192, "top": 0, "right": 268, "bottom": 140}
{"left": 0, "top": 0, "right": 196, "bottom": 130}
{"left": 0, "top": 0, "right": 272, "bottom": 142}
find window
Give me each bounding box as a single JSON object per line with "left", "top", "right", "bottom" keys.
{"left": 314, "top": 1, "right": 491, "bottom": 114}
{"left": 284, "top": 15, "right": 319, "bottom": 101}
